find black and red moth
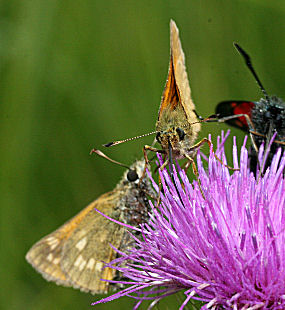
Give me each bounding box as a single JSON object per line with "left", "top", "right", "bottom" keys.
{"left": 216, "top": 43, "right": 285, "bottom": 173}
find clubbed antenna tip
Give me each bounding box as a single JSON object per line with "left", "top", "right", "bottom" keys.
{"left": 103, "top": 131, "right": 157, "bottom": 148}
{"left": 104, "top": 142, "right": 114, "bottom": 147}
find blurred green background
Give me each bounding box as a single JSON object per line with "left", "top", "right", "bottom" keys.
{"left": 1, "top": 1, "right": 285, "bottom": 309}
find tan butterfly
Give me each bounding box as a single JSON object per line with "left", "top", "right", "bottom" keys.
{"left": 151, "top": 19, "right": 202, "bottom": 169}
{"left": 104, "top": 20, "right": 215, "bottom": 191}
{"left": 26, "top": 159, "right": 154, "bottom": 294}
{"left": 144, "top": 20, "right": 232, "bottom": 192}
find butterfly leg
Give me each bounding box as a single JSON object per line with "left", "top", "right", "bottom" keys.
{"left": 141, "top": 145, "right": 166, "bottom": 206}
{"left": 217, "top": 109, "right": 285, "bottom": 153}
{"left": 153, "top": 156, "right": 167, "bottom": 176}
{"left": 217, "top": 113, "right": 259, "bottom": 154}
{"left": 140, "top": 145, "right": 165, "bottom": 183}
{"left": 194, "top": 137, "right": 239, "bottom": 171}
{"left": 184, "top": 154, "right": 205, "bottom": 200}
{"left": 154, "top": 158, "right": 170, "bottom": 207}
{"left": 217, "top": 113, "right": 272, "bottom": 173}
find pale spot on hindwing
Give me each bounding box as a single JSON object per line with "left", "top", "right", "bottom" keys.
{"left": 47, "top": 253, "right": 53, "bottom": 262}
{"left": 46, "top": 237, "right": 60, "bottom": 250}
{"left": 75, "top": 237, "right": 87, "bottom": 251}
{"left": 95, "top": 261, "right": 104, "bottom": 272}
{"left": 86, "top": 258, "right": 95, "bottom": 270}
{"left": 74, "top": 255, "right": 87, "bottom": 271}
{"left": 53, "top": 257, "right": 60, "bottom": 265}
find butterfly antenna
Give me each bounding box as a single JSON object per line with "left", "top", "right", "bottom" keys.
{"left": 104, "top": 131, "right": 157, "bottom": 147}
{"left": 234, "top": 42, "right": 270, "bottom": 102}
{"left": 90, "top": 149, "right": 140, "bottom": 181}
{"left": 90, "top": 148, "right": 130, "bottom": 169}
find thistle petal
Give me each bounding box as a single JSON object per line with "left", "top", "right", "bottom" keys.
{"left": 94, "top": 131, "right": 285, "bottom": 309}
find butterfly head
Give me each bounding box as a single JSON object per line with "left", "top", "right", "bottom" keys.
{"left": 119, "top": 159, "right": 154, "bottom": 198}
{"left": 156, "top": 125, "right": 188, "bottom": 158}
{"left": 124, "top": 160, "right": 145, "bottom": 182}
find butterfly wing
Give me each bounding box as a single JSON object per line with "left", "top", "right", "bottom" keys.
{"left": 26, "top": 228, "right": 71, "bottom": 287}
{"left": 61, "top": 190, "right": 124, "bottom": 294}
{"left": 26, "top": 159, "right": 153, "bottom": 294}
{"left": 25, "top": 196, "right": 99, "bottom": 286}
{"left": 25, "top": 190, "right": 121, "bottom": 292}
{"left": 216, "top": 100, "right": 255, "bottom": 131}
{"left": 157, "top": 20, "right": 200, "bottom": 143}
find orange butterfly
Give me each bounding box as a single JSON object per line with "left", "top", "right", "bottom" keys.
{"left": 26, "top": 159, "right": 154, "bottom": 294}
{"left": 105, "top": 20, "right": 216, "bottom": 197}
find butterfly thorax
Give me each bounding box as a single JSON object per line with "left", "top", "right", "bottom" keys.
{"left": 156, "top": 105, "right": 199, "bottom": 159}
{"left": 111, "top": 161, "right": 156, "bottom": 276}
{"left": 115, "top": 160, "right": 155, "bottom": 227}
{"left": 117, "top": 180, "right": 153, "bottom": 227}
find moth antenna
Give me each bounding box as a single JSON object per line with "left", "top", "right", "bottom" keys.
{"left": 90, "top": 148, "right": 130, "bottom": 169}
{"left": 104, "top": 131, "right": 157, "bottom": 147}
{"left": 233, "top": 42, "right": 270, "bottom": 102}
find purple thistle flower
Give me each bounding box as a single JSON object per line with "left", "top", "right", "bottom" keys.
{"left": 93, "top": 131, "right": 285, "bottom": 309}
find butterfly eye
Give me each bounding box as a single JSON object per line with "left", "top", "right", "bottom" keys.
{"left": 156, "top": 132, "right": 161, "bottom": 143}
{"left": 127, "top": 169, "right": 139, "bottom": 182}
{"left": 176, "top": 127, "right": 185, "bottom": 141}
